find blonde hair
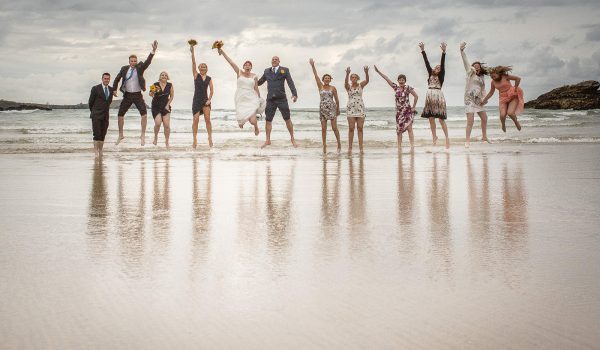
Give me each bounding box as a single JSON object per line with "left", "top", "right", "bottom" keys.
{"left": 159, "top": 71, "right": 170, "bottom": 80}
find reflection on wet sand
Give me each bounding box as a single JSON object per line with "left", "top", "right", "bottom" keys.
{"left": 151, "top": 159, "right": 171, "bottom": 255}
{"left": 348, "top": 155, "right": 369, "bottom": 254}
{"left": 266, "top": 159, "right": 295, "bottom": 271}
{"left": 87, "top": 160, "right": 110, "bottom": 258}
{"left": 117, "top": 161, "right": 146, "bottom": 277}
{"left": 397, "top": 151, "right": 417, "bottom": 255}
{"left": 191, "top": 156, "right": 213, "bottom": 267}
{"left": 428, "top": 153, "right": 452, "bottom": 278}
{"left": 467, "top": 155, "right": 493, "bottom": 271}
{"left": 319, "top": 157, "right": 342, "bottom": 256}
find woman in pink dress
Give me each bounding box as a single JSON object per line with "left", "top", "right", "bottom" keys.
{"left": 482, "top": 66, "right": 524, "bottom": 132}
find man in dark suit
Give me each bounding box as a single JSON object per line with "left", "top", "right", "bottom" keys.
{"left": 112, "top": 40, "right": 158, "bottom": 146}
{"left": 88, "top": 72, "right": 114, "bottom": 158}
{"left": 257, "top": 56, "right": 298, "bottom": 148}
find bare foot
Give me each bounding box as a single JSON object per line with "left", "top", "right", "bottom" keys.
{"left": 291, "top": 139, "right": 298, "bottom": 148}
{"left": 261, "top": 140, "right": 271, "bottom": 149}
{"left": 115, "top": 136, "right": 124, "bottom": 145}
{"left": 141, "top": 136, "right": 145, "bottom": 146}
{"left": 482, "top": 137, "right": 491, "bottom": 143}
{"left": 433, "top": 136, "right": 438, "bottom": 146}
{"left": 465, "top": 141, "right": 470, "bottom": 148}
{"left": 515, "top": 119, "right": 522, "bottom": 131}
{"left": 337, "top": 146, "right": 341, "bottom": 153}
{"left": 501, "top": 119, "right": 507, "bottom": 133}
{"left": 153, "top": 138, "right": 157, "bottom": 146}
{"left": 323, "top": 146, "right": 327, "bottom": 154}
{"left": 192, "top": 139, "right": 197, "bottom": 149}
{"left": 348, "top": 147, "right": 352, "bottom": 155}
{"left": 208, "top": 138, "right": 213, "bottom": 147}
{"left": 254, "top": 125, "right": 259, "bottom": 136}
{"left": 239, "top": 123, "right": 244, "bottom": 129}
{"left": 445, "top": 139, "right": 450, "bottom": 149}
{"left": 359, "top": 148, "right": 364, "bottom": 154}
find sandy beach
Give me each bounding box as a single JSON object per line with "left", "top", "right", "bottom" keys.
{"left": 1, "top": 143, "right": 599, "bottom": 348}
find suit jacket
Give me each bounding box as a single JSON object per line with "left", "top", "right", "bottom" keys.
{"left": 257, "top": 66, "right": 297, "bottom": 100}
{"left": 89, "top": 84, "right": 114, "bottom": 119}
{"left": 112, "top": 52, "right": 155, "bottom": 93}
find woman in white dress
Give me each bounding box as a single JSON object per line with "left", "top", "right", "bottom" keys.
{"left": 460, "top": 42, "right": 490, "bottom": 147}
{"left": 217, "top": 48, "right": 265, "bottom": 135}
{"left": 344, "top": 66, "right": 369, "bottom": 154}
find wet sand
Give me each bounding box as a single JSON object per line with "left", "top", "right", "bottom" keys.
{"left": 1, "top": 144, "right": 600, "bottom": 349}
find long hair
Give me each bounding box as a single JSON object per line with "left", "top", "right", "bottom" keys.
{"left": 489, "top": 65, "right": 512, "bottom": 80}
{"left": 472, "top": 61, "right": 489, "bottom": 76}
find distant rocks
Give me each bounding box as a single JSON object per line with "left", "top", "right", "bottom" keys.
{"left": 0, "top": 100, "right": 52, "bottom": 111}
{"left": 525, "top": 80, "right": 600, "bottom": 110}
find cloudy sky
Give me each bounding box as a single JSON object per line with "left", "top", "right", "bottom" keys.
{"left": 1, "top": 0, "right": 599, "bottom": 109}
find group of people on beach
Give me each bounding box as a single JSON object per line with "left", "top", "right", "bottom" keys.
{"left": 88, "top": 40, "right": 525, "bottom": 158}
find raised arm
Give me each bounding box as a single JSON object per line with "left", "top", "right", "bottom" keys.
{"left": 344, "top": 67, "right": 351, "bottom": 91}
{"left": 191, "top": 46, "right": 198, "bottom": 80}
{"left": 439, "top": 42, "right": 446, "bottom": 83}
{"left": 373, "top": 65, "right": 395, "bottom": 88}
{"left": 218, "top": 48, "right": 240, "bottom": 76}
{"left": 419, "top": 42, "right": 432, "bottom": 75}
{"left": 88, "top": 86, "right": 97, "bottom": 111}
{"left": 460, "top": 42, "right": 471, "bottom": 73}
{"left": 360, "top": 66, "right": 370, "bottom": 88}
{"left": 308, "top": 58, "right": 323, "bottom": 90}
{"left": 141, "top": 40, "right": 158, "bottom": 71}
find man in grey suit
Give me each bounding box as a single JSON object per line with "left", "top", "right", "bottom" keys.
{"left": 88, "top": 72, "right": 114, "bottom": 158}
{"left": 257, "top": 56, "right": 298, "bottom": 148}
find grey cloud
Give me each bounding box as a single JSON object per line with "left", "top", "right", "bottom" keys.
{"left": 420, "top": 17, "right": 464, "bottom": 38}
{"left": 585, "top": 25, "right": 600, "bottom": 41}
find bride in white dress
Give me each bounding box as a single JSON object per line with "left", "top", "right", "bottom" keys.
{"left": 218, "top": 48, "right": 265, "bottom": 135}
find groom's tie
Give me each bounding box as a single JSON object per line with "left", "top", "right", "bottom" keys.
{"left": 272, "top": 67, "right": 276, "bottom": 74}
{"left": 104, "top": 86, "right": 109, "bottom": 100}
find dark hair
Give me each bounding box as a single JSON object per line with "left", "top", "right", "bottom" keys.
{"left": 129, "top": 54, "right": 137, "bottom": 60}
{"left": 472, "top": 61, "right": 489, "bottom": 76}
{"left": 322, "top": 74, "right": 332, "bottom": 81}
{"left": 397, "top": 74, "right": 406, "bottom": 81}
{"left": 243, "top": 60, "right": 253, "bottom": 68}
{"left": 102, "top": 72, "right": 110, "bottom": 78}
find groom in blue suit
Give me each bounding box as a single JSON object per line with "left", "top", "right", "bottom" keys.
{"left": 257, "top": 56, "right": 298, "bottom": 148}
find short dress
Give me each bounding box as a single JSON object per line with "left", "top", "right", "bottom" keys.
{"left": 420, "top": 50, "right": 447, "bottom": 120}
{"left": 319, "top": 89, "right": 337, "bottom": 121}
{"left": 346, "top": 85, "right": 366, "bottom": 118}
{"left": 392, "top": 84, "right": 415, "bottom": 135}
{"left": 192, "top": 75, "right": 211, "bottom": 116}
{"left": 496, "top": 78, "right": 525, "bottom": 115}
{"left": 150, "top": 82, "right": 172, "bottom": 118}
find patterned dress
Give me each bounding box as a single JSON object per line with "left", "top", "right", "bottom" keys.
{"left": 319, "top": 89, "right": 337, "bottom": 121}
{"left": 346, "top": 85, "right": 366, "bottom": 118}
{"left": 392, "top": 84, "right": 414, "bottom": 135}
{"left": 420, "top": 51, "right": 447, "bottom": 120}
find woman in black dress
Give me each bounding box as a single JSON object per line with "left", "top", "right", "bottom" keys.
{"left": 191, "top": 46, "right": 214, "bottom": 148}
{"left": 150, "top": 71, "right": 174, "bottom": 148}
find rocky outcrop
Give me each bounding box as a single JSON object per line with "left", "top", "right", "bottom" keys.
{"left": 0, "top": 100, "right": 52, "bottom": 111}
{"left": 525, "top": 80, "right": 600, "bottom": 110}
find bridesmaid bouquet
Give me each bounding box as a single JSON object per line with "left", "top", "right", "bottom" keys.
{"left": 149, "top": 85, "right": 160, "bottom": 94}
{"left": 212, "top": 40, "right": 224, "bottom": 50}
{"left": 187, "top": 39, "right": 198, "bottom": 47}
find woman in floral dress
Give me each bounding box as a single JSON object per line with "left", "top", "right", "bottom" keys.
{"left": 344, "top": 66, "right": 369, "bottom": 154}
{"left": 419, "top": 42, "right": 450, "bottom": 149}
{"left": 460, "top": 42, "right": 490, "bottom": 148}
{"left": 374, "top": 66, "right": 419, "bottom": 150}
{"left": 309, "top": 58, "right": 341, "bottom": 153}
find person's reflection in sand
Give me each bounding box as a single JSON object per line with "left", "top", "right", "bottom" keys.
{"left": 236, "top": 159, "right": 262, "bottom": 261}
{"left": 116, "top": 160, "right": 146, "bottom": 277}
{"left": 467, "top": 154, "right": 493, "bottom": 271}
{"left": 319, "top": 157, "right": 342, "bottom": 257}
{"left": 266, "top": 159, "right": 296, "bottom": 273}
{"left": 191, "top": 156, "right": 213, "bottom": 268}
{"left": 348, "top": 155, "right": 370, "bottom": 255}
{"left": 151, "top": 159, "right": 171, "bottom": 255}
{"left": 87, "top": 159, "right": 110, "bottom": 259}
{"left": 396, "top": 151, "right": 417, "bottom": 256}
{"left": 428, "top": 153, "right": 453, "bottom": 278}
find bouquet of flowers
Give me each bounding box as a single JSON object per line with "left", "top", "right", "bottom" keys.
{"left": 149, "top": 84, "right": 160, "bottom": 94}
{"left": 188, "top": 39, "right": 197, "bottom": 47}
{"left": 212, "top": 40, "right": 224, "bottom": 50}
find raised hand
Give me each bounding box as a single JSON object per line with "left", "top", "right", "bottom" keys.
{"left": 217, "top": 48, "right": 223, "bottom": 56}
{"left": 190, "top": 45, "right": 194, "bottom": 54}
{"left": 460, "top": 42, "right": 466, "bottom": 51}
{"left": 345, "top": 67, "right": 351, "bottom": 74}
{"left": 309, "top": 58, "right": 315, "bottom": 66}
{"left": 374, "top": 65, "right": 380, "bottom": 73}
{"left": 440, "top": 42, "right": 447, "bottom": 52}
{"left": 363, "top": 65, "right": 369, "bottom": 73}
{"left": 418, "top": 42, "right": 425, "bottom": 51}
{"left": 152, "top": 40, "right": 158, "bottom": 53}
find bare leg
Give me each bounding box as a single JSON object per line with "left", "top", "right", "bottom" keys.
{"left": 192, "top": 112, "right": 200, "bottom": 149}
{"left": 357, "top": 118, "right": 365, "bottom": 153}
{"left": 93, "top": 140, "right": 100, "bottom": 157}
{"left": 203, "top": 107, "right": 213, "bottom": 147}
{"left": 397, "top": 133, "right": 402, "bottom": 152}
{"left": 163, "top": 114, "right": 171, "bottom": 149}
{"left": 331, "top": 118, "right": 341, "bottom": 152}
{"left": 428, "top": 117, "right": 438, "bottom": 145}
{"left": 499, "top": 103, "right": 508, "bottom": 132}
{"left": 250, "top": 115, "right": 260, "bottom": 136}
{"left": 285, "top": 119, "right": 298, "bottom": 148}
{"left": 465, "top": 112, "right": 474, "bottom": 148}
{"left": 261, "top": 121, "right": 272, "bottom": 148}
{"left": 140, "top": 114, "right": 147, "bottom": 146}
{"left": 153, "top": 114, "right": 162, "bottom": 145}
{"left": 408, "top": 124, "right": 414, "bottom": 148}
{"left": 115, "top": 116, "right": 125, "bottom": 145}
{"left": 98, "top": 141, "right": 104, "bottom": 158}
{"left": 507, "top": 99, "right": 521, "bottom": 131}
{"left": 478, "top": 111, "right": 490, "bottom": 142}
{"left": 347, "top": 117, "right": 356, "bottom": 154}
{"left": 439, "top": 118, "right": 450, "bottom": 149}
{"left": 320, "top": 119, "right": 327, "bottom": 153}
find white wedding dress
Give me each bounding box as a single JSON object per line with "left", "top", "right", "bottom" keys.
{"left": 234, "top": 75, "right": 266, "bottom": 125}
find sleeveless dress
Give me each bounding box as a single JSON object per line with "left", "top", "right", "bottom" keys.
{"left": 151, "top": 82, "right": 172, "bottom": 118}
{"left": 392, "top": 84, "right": 414, "bottom": 135}
{"left": 319, "top": 89, "right": 336, "bottom": 121}
{"left": 495, "top": 78, "right": 525, "bottom": 115}
{"left": 346, "top": 85, "right": 366, "bottom": 118}
{"left": 192, "top": 75, "right": 211, "bottom": 116}
{"left": 235, "top": 75, "right": 266, "bottom": 125}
